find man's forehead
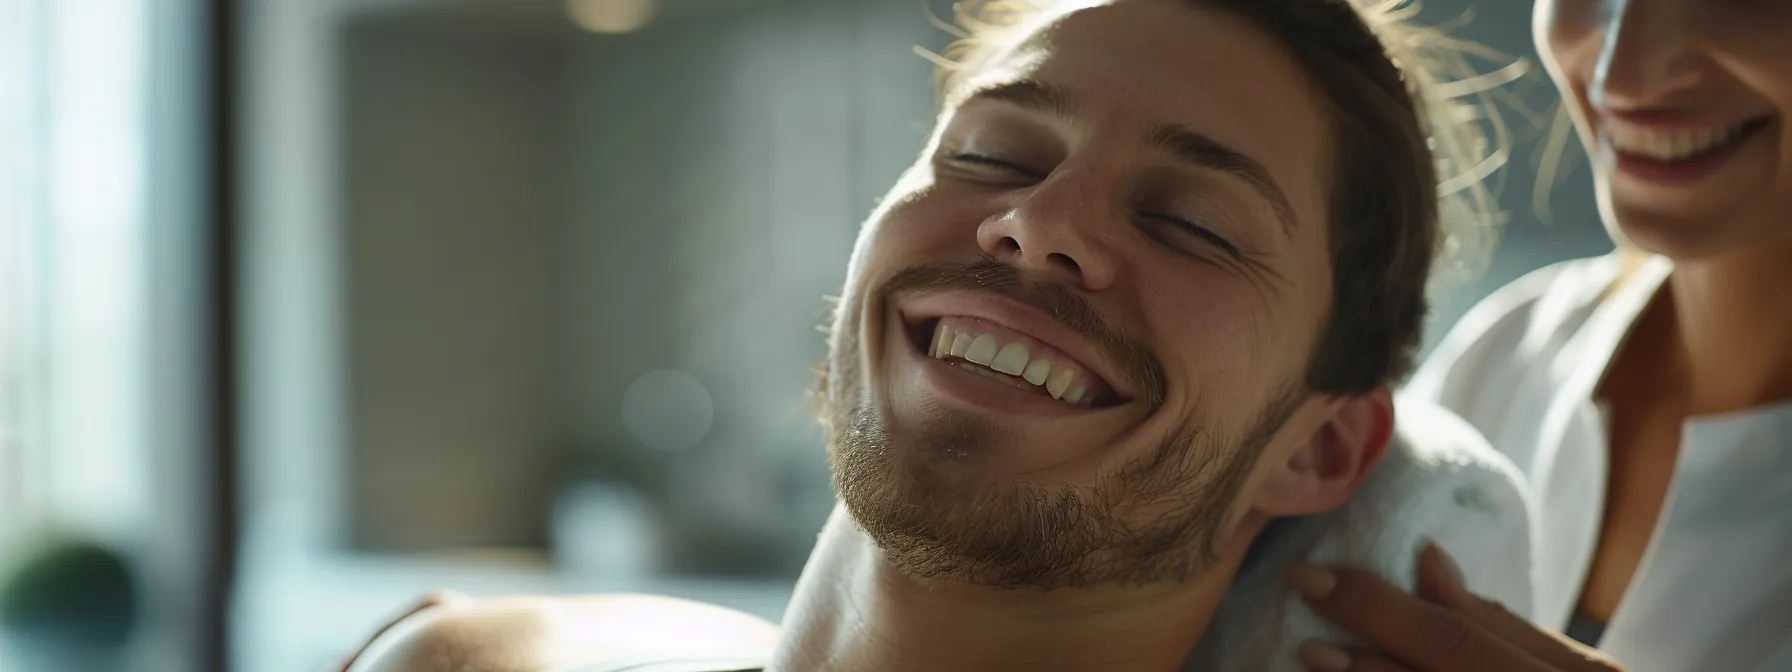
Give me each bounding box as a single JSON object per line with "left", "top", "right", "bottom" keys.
{"left": 964, "top": 3, "right": 1317, "bottom": 124}
{"left": 948, "top": 4, "right": 1333, "bottom": 240}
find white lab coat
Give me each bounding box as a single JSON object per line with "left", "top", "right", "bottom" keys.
{"left": 1406, "top": 252, "right": 1792, "bottom": 672}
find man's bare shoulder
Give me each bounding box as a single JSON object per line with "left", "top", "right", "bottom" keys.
{"left": 348, "top": 593, "right": 779, "bottom": 672}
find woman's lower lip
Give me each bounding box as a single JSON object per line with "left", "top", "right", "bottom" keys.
{"left": 1609, "top": 123, "right": 1764, "bottom": 187}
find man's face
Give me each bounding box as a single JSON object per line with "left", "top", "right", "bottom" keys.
{"left": 823, "top": 0, "right": 1342, "bottom": 588}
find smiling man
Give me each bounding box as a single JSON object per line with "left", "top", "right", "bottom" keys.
{"left": 347, "top": 1, "right": 1497, "bottom": 671}
{"left": 793, "top": 1, "right": 1432, "bottom": 667}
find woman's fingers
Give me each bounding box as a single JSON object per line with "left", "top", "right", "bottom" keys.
{"left": 1288, "top": 562, "right": 1554, "bottom": 672}
{"left": 1291, "top": 546, "right": 1630, "bottom": 672}
{"left": 1412, "top": 545, "right": 1623, "bottom": 672}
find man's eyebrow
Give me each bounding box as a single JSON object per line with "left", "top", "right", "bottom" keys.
{"left": 961, "top": 79, "right": 1298, "bottom": 238}
{"left": 1146, "top": 123, "right": 1298, "bottom": 239}
{"left": 961, "top": 79, "right": 1078, "bottom": 121}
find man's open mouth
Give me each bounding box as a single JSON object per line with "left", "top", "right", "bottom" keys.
{"left": 908, "top": 316, "right": 1125, "bottom": 409}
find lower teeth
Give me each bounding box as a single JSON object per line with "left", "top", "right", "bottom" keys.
{"left": 1666, "top": 142, "right": 1730, "bottom": 162}
{"left": 1626, "top": 128, "right": 1750, "bottom": 163}
{"left": 957, "top": 362, "right": 1024, "bottom": 385}
{"left": 953, "top": 361, "right": 1061, "bottom": 399}
{"left": 936, "top": 352, "right": 1094, "bottom": 407}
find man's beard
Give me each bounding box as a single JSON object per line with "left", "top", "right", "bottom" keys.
{"left": 827, "top": 387, "right": 1302, "bottom": 589}
{"left": 819, "top": 258, "right": 1307, "bottom": 590}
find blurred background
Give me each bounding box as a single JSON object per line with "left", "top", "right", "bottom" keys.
{"left": 0, "top": 0, "right": 1617, "bottom": 670}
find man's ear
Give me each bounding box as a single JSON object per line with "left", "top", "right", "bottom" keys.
{"left": 1251, "top": 388, "right": 1394, "bottom": 517}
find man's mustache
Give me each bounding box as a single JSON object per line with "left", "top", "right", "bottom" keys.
{"left": 879, "top": 256, "right": 1167, "bottom": 408}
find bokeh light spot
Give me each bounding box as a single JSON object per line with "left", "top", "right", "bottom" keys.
{"left": 621, "top": 369, "right": 713, "bottom": 451}
{"left": 567, "top": 0, "right": 656, "bottom": 34}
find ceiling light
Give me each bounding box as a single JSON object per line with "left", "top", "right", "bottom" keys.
{"left": 566, "top": 0, "right": 656, "bottom": 34}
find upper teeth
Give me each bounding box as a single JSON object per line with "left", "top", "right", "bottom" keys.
{"left": 1607, "top": 120, "right": 1746, "bottom": 162}
{"left": 930, "top": 322, "right": 1091, "bottom": 406}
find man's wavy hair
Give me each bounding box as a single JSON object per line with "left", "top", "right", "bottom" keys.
{"left": 914, "top": 0, "right": 1518, "bottom": 395}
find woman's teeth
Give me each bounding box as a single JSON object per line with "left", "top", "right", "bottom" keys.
{"left": 1607, "top": 120, "right": 1750, "bottom": 162}
{"left": 930, "top": 322, "right": 1092, "bottom": 407}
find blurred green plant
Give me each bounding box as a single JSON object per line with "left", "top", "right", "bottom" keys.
{"left": 0, "top": 534, "right": 139, "bottom": 650}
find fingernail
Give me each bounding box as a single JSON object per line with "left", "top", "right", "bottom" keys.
{"left": 1287, "top": 563, "right": 1337, "bottom": 600}
{"left": 1427, "top": 543, "right": 1465, "bottom": 586}
{"left": 1297, "top": 640, "right": 1352, "bottom": 672}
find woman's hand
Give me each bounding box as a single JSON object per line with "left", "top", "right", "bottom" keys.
{"left": 1285, "top": 545, "right": 1626, "bottom": 672}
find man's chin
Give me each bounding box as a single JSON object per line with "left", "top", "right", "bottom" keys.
{"left": 827, "top": 402, "right": 1099, "bottom": 587}
{"left": 820, "top": 385, "right": 1256, "bottom": 590}
{"left": 836, "top": 471, "right": 1104, "bottom": 588}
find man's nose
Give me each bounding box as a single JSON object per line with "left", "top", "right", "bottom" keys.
{"left": 975, "top": 173, "right": 1124, "bottom": 292}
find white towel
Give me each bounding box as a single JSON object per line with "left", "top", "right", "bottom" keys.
{"left": 1186, "top": 396, "right": 1535, "bottom": 671}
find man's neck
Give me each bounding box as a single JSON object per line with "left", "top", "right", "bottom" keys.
{"left": 1660, "top": 238, "right": 1792, "bottom": 415}
{"left": 769, "top": 507, "right": 1263, "bottom": 672}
